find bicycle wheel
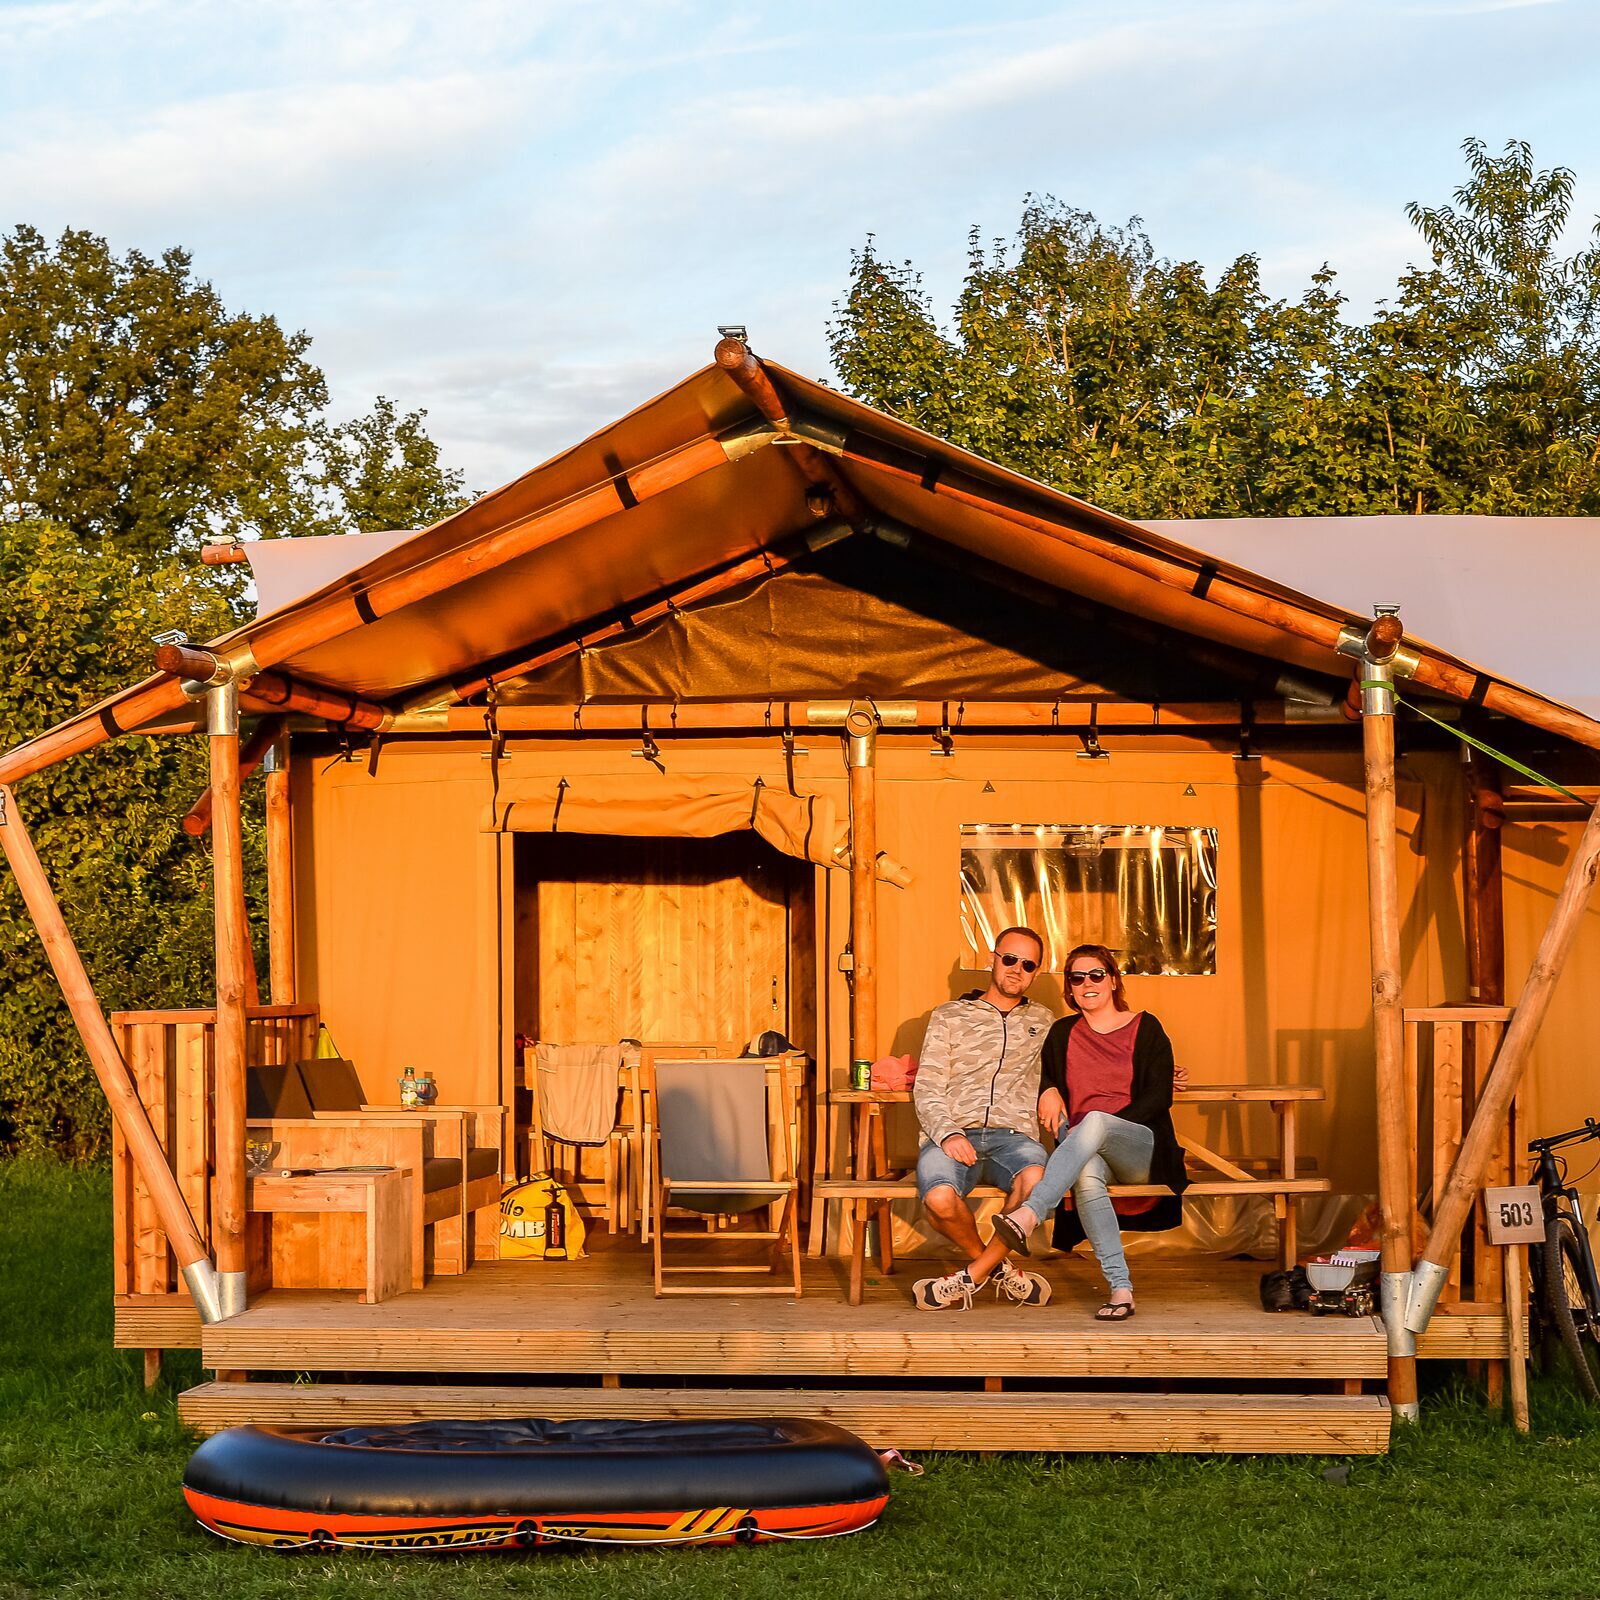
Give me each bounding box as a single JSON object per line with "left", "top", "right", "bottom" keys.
{"left": 1542, "top": 1215, "right": 1600, "bottom": 1403}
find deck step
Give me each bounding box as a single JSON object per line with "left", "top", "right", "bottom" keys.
{"left": 177, "top": 1382, "right": 1391, "bottom": 1455}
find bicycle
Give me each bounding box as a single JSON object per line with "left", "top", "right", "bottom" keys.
{"left": 1525, "top": 1119, "right": 1600, "bottom": 1402}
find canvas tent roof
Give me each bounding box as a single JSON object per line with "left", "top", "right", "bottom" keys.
{"left": 5, "top": 348, "right": 1600, "bottom": 784}
{"left": 1145, "top": 516, "right": 1600, "bottom": 722}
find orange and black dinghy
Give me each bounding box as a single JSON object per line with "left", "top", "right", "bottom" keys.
{"left": 184, "top": 1417, "right": 891, "bottom": 1552}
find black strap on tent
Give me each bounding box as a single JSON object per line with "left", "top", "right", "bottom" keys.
{"left": 551, "top": 778, "right": 569, "bottom": 831}
{"left": 1191, "top": 562, "right": 1218, "bottom": 599}
{"left": 1466, "top": 673, "right": 1492, "bottom": 712}
{"left": 351, "top": 588, "right": 379, "bottom": 625}
{"left": 749, "top": 776, "right": 764, "bottom": 827}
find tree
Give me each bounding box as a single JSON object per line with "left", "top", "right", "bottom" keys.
{"left": 1362, "top": 139, "right": 1600, "bottom": 514}
{"left": 0, "top": 522, "right": 255, "bottom": 1155}
{"left": 0, "top": 227, "right": 472, "bottom": 1154}
{"left": 828, "top": 141, "right": 1600, "bottom": 519}
{"left": 0, "top": 226, "right": 472, "bottom": 563}
{"left": 318, "top": 396, "right": 470, "bottom": 534}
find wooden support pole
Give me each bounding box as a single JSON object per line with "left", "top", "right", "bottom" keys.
{"left": 1505, "top": 1241, "right": 1530, "bottom": 1432}
{"left": 1408, "top": 797, "right": 1600, "bottom": 1333}
{"left": 845, "top": 703, "right": 879, "bottom": 1064}
{"left": 0, "top": 783, "right": 223, "bottom": 1319}
{"left": 264, "top": 734, "right": 295, "bottom": 1005}
{"left": 1355, "top": 621, "right": 1420, "bottom": 1418}
{"left": 209, "top": 684, "right": 250, "bottom": 1316}
{"left": 1463, "top": 747, "right": 1506, "bottom": 1005}
{"left": 182, "top": 716, "right": 285, "bottom": 837}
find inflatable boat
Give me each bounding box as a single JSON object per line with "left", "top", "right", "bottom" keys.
{"left": 184, "top": 1416, "right": 891, "bottom": 1551}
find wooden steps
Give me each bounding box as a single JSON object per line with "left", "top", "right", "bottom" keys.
{"left": 177, "top": 1381, "right": 1391, "bottom": 1454}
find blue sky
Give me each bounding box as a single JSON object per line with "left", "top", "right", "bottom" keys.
{"left": 4, "top": 0, "right": 1599, "bottom": 493}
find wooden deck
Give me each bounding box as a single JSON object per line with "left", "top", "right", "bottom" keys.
{"left": 161, "top": 1246, "right": 1413, "bottom": 1454}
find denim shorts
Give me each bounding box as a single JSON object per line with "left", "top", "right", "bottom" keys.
{"left": 915, "top": 1126, "right": 1049, "bottom": 1200}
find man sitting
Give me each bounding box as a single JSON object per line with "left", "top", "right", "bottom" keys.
{"left": 911, "top": 926, "right": 1054, "bottom": 1309}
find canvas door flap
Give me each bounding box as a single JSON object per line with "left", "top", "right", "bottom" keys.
{"left": 487, "top": 775, "right": 910, "bottom": 885}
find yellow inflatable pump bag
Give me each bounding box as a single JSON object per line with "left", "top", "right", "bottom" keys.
{"left": 499, "top": 1174, "right": 587, "bottom": 1261}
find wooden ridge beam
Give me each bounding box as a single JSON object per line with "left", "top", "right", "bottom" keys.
{"left": 0, "top": 676, "right": 193, "bottom": 788}
{"left": 238, "top": 672, "right": 388, "bottom": 731}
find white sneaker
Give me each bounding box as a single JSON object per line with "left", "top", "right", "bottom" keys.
{"left": 912, "top": 1267, "right": 978, "bottom": 1310}
{"left": 993, "top": 1258, "right": 1052, "bottom": 1306}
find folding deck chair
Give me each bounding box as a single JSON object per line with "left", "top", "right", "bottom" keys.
{"left": 650, "top": 1057, "right": 804, "bottom": 1298}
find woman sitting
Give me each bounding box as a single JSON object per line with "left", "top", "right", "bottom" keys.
{"left": 961, "top": 943, "right": 1189, "bottom": 1320}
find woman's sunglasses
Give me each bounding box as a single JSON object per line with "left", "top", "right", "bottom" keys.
{"left": 997, "top": 953, "right": 1038, "bottom": 972}
{"left": 1067, "top": 967, "right": 1110, "bottom": 985}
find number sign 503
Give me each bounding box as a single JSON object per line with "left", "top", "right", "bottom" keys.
{"left": 1483, "top": 1185, "right": 1544, "bottom": 1246}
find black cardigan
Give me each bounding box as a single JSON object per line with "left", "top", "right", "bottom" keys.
{"left": 1037, "top": 1011, "right": 1189, "bottom": 1249}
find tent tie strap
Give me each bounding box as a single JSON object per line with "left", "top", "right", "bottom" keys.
{"left": 1359, "top": 682, "right": 1581, "bottom": 801}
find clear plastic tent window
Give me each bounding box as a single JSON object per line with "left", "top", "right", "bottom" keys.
{"left": 960, "top": 824, "right": 1218, "bottom": 976}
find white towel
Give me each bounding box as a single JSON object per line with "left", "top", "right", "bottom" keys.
{"left": 535, "top": 1042, "right": 623, "bottom": 1147}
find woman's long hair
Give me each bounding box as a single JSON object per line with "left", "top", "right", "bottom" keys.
{"left": 1063, "top": 943, "right": 1129, "bottom": 1014}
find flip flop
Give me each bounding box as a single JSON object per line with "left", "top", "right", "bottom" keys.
{"left": 992, "top": 1211, "right": 1032, "bottom": 1256}
{"left": 1095, "top": 1300, "right": 1136, "bottom": 1321}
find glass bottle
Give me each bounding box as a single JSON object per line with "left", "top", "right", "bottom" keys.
{"left": 398, "top": 1065, "right": 420, "bottom": 1108}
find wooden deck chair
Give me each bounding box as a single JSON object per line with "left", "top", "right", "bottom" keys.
{"left": 650, "top": 1058, "right": 803, "bottom": 1298}
{"left": 635, "top": 1042, "right": 738, "bottom": 1242}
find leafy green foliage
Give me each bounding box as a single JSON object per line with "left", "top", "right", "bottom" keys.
{"left": 0, "top": 227, "right": 471, "bottom": 1155}
{"left": 830, "top": 140, "right": 1600, "bottom": 518}
{"left": 318, "top": 394, "right": 471, "bottom": 534}
{"left": 0, "top": 225, "right": 472, "bottom": 559}
{"left": 0, "top": 522, "right": 256, "bottom": 1155}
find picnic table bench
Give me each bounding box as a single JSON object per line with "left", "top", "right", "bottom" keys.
{"left": 815, "top": 1084, "right": 1329, "bottom": 1304}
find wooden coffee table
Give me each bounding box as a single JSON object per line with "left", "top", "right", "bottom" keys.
{"left": 245, "top": 1167, "right": 413, "bottom": 1303}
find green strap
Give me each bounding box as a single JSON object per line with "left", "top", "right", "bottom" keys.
{"left": 1359, "top": 681, "right": 1582, "bottom": 802}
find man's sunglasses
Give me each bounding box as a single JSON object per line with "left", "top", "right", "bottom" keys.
{"left": 997, "top": 952, "right": 1039, "bottom": 972}
{"left": 1067, "top": 967, "right": 1110, "bottom": 985}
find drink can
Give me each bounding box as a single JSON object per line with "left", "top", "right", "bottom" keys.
{"left": 850, "top": 1059, "right": 872, "bottom": 1091}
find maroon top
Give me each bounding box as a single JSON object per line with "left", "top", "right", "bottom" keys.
{"left": 1064, "top": 1013, "right": 1143, "bottom": 1123}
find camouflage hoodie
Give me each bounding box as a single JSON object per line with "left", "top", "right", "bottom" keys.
{"left": 913, "top": 992, "right": 1057, "bottom": 1148}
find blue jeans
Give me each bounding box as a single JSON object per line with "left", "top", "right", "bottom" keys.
{"left": 916, "top": 1127, "right": 1048, "bottom": 1201}
{"left": 1022, "top": 1111, "right": 1154, "bottom": 1294}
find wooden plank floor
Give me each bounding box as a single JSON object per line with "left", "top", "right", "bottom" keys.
{"left": 199, "top": 1249, "right": 1388, "bottom": 1381}
{"left": 177, "top": 1381, "right": 1392, "bottom": 1454}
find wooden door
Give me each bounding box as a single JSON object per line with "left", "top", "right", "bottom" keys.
{"left": 521, "top": 833, "right": 801, "bottom": 1047}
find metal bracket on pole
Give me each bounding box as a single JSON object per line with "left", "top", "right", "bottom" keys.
{"left": 181, "top": 1258, "right": 226, "bottom": 1325}
{"left": 1406, "top": 1259, "right": 1450, "bottom": 1335}
{"left": 206, "top": 678, "right": 240, "bottom": 738}
{"left": 218, "top": 1269, "right": 248, "bottom": 1320}
{"left": 1381, "top": 1272, "right": 1420, "bottom": 1420}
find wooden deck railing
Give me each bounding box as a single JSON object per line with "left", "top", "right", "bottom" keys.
{"left": 109, "top": 1004, "right": 319, "bottom": 1302}
{"left": 1404, "top": 1005, "right": 1520, "bottom": 1320}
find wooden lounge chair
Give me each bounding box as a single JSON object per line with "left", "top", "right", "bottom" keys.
{"left": 650, "top": 1057, "right": 803, "bottom": 1298}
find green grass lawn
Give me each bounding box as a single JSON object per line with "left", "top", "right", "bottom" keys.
{"left": 4, "top": 1157, "right": 1600, "bottom": 1600}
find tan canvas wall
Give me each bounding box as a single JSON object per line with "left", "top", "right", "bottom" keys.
{"left": 292, "top": 735, "right": 1599, "bottom": 1213}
